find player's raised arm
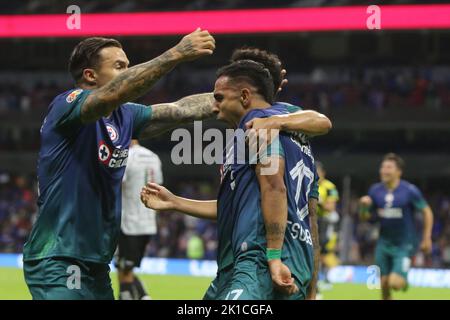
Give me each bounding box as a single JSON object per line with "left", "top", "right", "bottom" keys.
{"left": 246, "top": 109, "right": 332, "bottom": 137}
{"left": 255, "top": 156, "right": 299, "bottom": 296}
{"left": 140, "top": 182, "right": 217, "bottom": 220}
{"left": 139, "top": 93, "right": 215, "bottom": 138}
{"left": 80, "top": 29, "right": 215, "bottom": 123}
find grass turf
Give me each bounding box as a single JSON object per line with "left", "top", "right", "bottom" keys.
{"left": 1, "top": 267, "right": 449, "bottom": 300}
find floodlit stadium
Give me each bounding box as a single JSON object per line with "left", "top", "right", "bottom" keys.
{"left": 1, "top": 0, "right": 450, "bottom": 302}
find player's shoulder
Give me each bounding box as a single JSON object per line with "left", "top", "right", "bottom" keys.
{"left": 322, "top": 179, "right": 337, "bottom": 190}
{"left": 274, "top": 102, "right": 304, "bottom": 113}
{"left": 369, "top": 182, "right": 384, "bottom": 194}
{"left": 400, "top": 180, "right": 421, "bottom": 193}
{"left": 51, "top": 88, "right": 84, "bottom": 105}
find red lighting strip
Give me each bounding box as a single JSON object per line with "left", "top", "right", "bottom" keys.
{"left": 0, "top": 5, "right": 449, "bottom": 38}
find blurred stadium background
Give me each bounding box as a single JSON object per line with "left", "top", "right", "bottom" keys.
{"left": 1, "top": 0, "right": 450, "bottom": 299}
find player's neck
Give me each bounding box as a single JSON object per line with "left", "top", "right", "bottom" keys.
{"left": 384, "top": 179, "right": 400, "bottom": 191}
{"left": 248, "top": 99, "right": 271, "bottom": 110}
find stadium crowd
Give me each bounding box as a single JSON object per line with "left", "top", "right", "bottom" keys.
{"left": 1, "top": 172, "right": 450, "bottom": 268}
{"left": 1, "top": 65, "right": 449, "bottom": 151}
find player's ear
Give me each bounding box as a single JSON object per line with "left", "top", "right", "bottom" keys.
{"left": 241, "top": 88, "right": 251, "bottom": 109}
{"left": 82, "top": 68, "right": 97, "bottom": 86}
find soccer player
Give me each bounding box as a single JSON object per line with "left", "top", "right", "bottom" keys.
{"left": 359, "top": 153, "right": 434, "bottom": 300}
{"left": 22, "top": 29, "right": 217, "bottom": 300}
{"left": 141, "top": 59, "right": 331, "bottom": 300}
{"left": 115, "top": 139, "right": 162, "bottom": 300}
{"left": 316, "top": 161, "right": 340, "bottom": 291}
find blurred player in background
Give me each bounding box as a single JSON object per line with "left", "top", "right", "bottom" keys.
{"left": 141, "top": 58, "right": 331, "bottom": 300}
{"left": 116, "top": 140, "right": 162, "bottom": 300}
{"left": 359, "top": 153, "right": 434, "bottom": 300}
{"left": 316, "top": 161, "right": 340, "bottom": 292}
{"left": 22, "top": 29, "right": 217, "bottom": 300}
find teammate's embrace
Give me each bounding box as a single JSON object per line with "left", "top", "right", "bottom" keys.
{"left": 141, "top": 58, "right": 331, "bottom": 300}
{"left": 359, "top": 153, "right": 434, "bottom": 300}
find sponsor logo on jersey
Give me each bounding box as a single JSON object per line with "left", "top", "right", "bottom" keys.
{"left": 66, "top": 89, "right": 83, "bottom": 103}
{"left": 106, "top": 124, "right": 119, "bottom": 142}
{"left": 287, "top": 220, "right": 313, "bottom": 246}
{"left": 98, "top": 140, "right": 128, "bottom": 169}
{"left": 378, "top": 208, "right": 403, "bottom": 219}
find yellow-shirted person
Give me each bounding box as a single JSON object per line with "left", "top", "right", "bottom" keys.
{"left": 316, "top": 162, "right": 340, "bottom": 292}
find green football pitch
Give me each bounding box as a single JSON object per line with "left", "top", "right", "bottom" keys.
{"left": 1, "top": 267, "right": 449, "bottom": 300}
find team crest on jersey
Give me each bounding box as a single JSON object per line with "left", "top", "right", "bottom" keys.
{"left": 384, "top": 193, "right": 394, "bottom": 208}
{"left": 98, "top": 141, "right": 112, "bottom": 163}
{"left": 98, "top": 140, "right": 129, "bottom": 169}
{"left": 66, "top": 89, "right": 83, "bottom": 103}
{"left": 106, "top": 124, "right": 119, "bottom": 142}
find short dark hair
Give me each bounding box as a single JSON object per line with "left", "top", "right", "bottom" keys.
{"left": 231, "top": 47, "right": 283, "bottom": 98}
{"left": 68, "top": 37, "right": 122, "bottom": 84}
{"left": 383, "top": 153, "right": 404, "bottom": 171}
{"left": 216, "top": 60, "right": 274, "bottom": 104}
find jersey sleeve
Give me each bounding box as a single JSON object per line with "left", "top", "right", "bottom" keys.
{"left": 52, "top": 89, "right": 91, "bottom": 134}
{"left": 409, "top": 184, "right": 428, "bottom": 211}
{"left": 124, "top": 102, "right": 153, "bottom": 139}
{"left": 309, "top": 168, "right": 319, "bottom": 200}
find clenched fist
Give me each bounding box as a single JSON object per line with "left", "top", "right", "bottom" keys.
{"left": 172, "top": 28, "right": 216, "bottom": 62}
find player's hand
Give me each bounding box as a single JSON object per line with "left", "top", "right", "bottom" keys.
{"left": 140, "top": 182, "right": 177, "bottom": 211}
{"left": 420, "top": 237, "right": 432, "bottom": 255}
{"left": 278, "top": 69, "right": 288, "bottom": 93}
{"left": 245, "top": 117, "right": 281, "bottom": 158}
{"left": 268, "top": 259, "right": 299, "bottom": 296}
{"left": 359, "top": 195, "right": 372, "bottom": 207}
{"left": 173, "top": 28, "right": 216, "bottom": 62}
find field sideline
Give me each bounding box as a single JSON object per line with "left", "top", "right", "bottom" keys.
{"left": 1, "top": 267, "right": 449, "bottom": 300}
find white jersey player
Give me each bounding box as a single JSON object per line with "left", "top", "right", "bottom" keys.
{"left": 116, "top": 139, "right": 163, "bottom": 300}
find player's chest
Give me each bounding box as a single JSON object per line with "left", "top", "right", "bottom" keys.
{"left": 375, "top": 191, "right": 410, "bottom": 219}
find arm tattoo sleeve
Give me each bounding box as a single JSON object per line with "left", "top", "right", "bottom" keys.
{"left": 81, "top": 49, "right": 181, "bottom": 123}
{"left": 139, "top": 93, "right": 215, "bottom": 138}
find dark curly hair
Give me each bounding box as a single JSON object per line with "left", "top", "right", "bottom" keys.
{"left": 216, "top": 60, "right": 274, "bottom": 104}
{"left": 231, "top": 47, "right": 283, "bottom": 97}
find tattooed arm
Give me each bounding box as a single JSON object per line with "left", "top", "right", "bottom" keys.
{"left": 306, "top": 198, "right": 320, "bottom": 300}
{"left": 256, "top": 156, "right": 299, "bottom": 296}
{"left": 80, "top": 29, "right": 215, "bottom": 124}
{"left": 139, "top": 93, "right": 215, "bottom": 139}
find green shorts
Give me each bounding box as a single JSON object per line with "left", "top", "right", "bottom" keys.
{"left": 23, "top": 257, "right": 114, "bottom": 300}
{"left": 375, "top": 242, "right": 412, "bottom": 281}
{"left": 215, "top": 257, "right": 307, "bottom": 300}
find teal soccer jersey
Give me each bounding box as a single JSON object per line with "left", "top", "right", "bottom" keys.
{"left": 368, "top": 180, "right": 428, "bottom": 251}
{"left": 23, "top": 88, "right": 152, "bottom": 264}
{"left": 215, "top": 103, "right": 318, "bottom": 298}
